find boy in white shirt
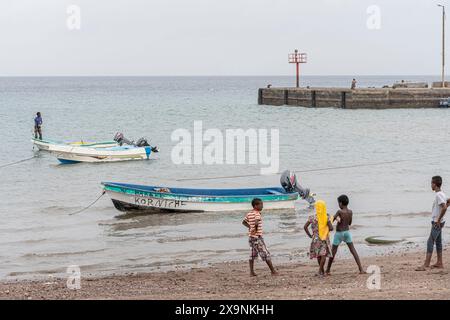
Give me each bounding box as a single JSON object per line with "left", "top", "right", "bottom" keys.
{"left": 416, "top": 176, "right": 448, "bottom": 271}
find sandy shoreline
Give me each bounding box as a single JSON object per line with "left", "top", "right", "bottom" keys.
{"left": 0, "top": 247, "right": 449, "bottom": 300}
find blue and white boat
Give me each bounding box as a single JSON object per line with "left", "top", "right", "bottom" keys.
{"left": 33, "top": 132, "right": 158, "bottom": 163}
{"left": 102, "top": 182, "right": 300, "bottom": 213}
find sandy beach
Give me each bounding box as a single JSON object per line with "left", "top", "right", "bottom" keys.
{"left": 1, "top": 247, "right": 449, "bottom": 300}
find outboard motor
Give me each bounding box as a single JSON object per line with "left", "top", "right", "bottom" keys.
{"left": 135, "top": 137, "right": 159, "bottom": 153}
{"left": 135, "top": 137, "right": 150, "bottom": 147}
{"left": 114, "top": 132, "right": 134, "bottom": 146}
{"left": 280, "top": 170, "right": 315, "bottom": 205}
{"left": 114, "top": 132, "right": 159, "bottom": 152}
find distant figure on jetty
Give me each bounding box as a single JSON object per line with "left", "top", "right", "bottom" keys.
{"left": 351, "top": 79, "right": 357, "bottom": 90}
{"left": 34, "top": 112, "right": 43, "bottom": 140}
{"left": 267, "top": 84, "right": 272, "bottom": 88}
{"left": 304, "top": 200, "right": 333, "bottom": 277}
{"left": 242, "top": 198, "right": 278, "bottom": 276}
{"left": 326, "top": 195, "right": 365, "bottom": 275}
{"left": 416, "top": 176, "right": 448, "bottom": 271}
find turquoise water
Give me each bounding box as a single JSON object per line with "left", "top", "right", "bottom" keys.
{"left": 0, "top": 76, "right": 449, "bottom": 279}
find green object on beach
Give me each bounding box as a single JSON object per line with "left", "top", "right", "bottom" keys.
{"left": 365, "top": 236, "right": 404, "bottom": 245}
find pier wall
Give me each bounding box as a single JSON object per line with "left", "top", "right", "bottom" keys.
{"left": 258, "top": 87, "right": 450, "bottom": 109}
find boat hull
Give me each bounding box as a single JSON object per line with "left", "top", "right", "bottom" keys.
{"left": 32, "top": 138, "right": 117, "bottom": 151}
{"left": 103, "top": 183, "right": 299, "bottom": 213}
{"left": 48, "top": 145, "right": 153, "bottom": 163}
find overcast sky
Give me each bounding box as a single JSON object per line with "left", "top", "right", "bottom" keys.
{"left": 0, "top": 0, "right": 446, "bottom": 76}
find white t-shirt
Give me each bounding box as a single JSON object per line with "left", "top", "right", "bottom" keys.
{"left": 432, "top": 191, "right": 447, "bottom": 222}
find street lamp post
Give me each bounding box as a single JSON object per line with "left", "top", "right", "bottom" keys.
{"left": 438, "top": 4, "right": 446, "bottom": 88}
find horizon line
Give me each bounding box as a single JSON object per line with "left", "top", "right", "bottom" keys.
{"left": 0, "top": 74, "right": 446, "bottom": 78}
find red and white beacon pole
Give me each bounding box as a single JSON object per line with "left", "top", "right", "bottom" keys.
{"left": 288, "top": 49, "right": 307, "bottom": 88}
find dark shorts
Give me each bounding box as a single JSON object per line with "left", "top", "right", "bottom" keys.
{"left": 249, "top": 236, "right": 271, "bottom": 261}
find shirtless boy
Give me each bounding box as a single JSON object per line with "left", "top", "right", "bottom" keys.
{"left": 326, "top": 195, "right": 364, "bottom": 275}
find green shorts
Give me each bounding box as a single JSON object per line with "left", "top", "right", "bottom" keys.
{"left": 333, "top": 231, "right": 353, "bottom": 246}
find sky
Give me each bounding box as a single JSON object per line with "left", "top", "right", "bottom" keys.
{"left": 0, "top": 0, "right": 446, "bottom": 76}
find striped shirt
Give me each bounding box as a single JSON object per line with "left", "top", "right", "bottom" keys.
{"left": 245, "top": 210, "right": 263, "bottom": 238}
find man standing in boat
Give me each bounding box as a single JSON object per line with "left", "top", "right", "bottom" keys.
{"left": 34, "top": 112, "right": 43, "bottom": 140}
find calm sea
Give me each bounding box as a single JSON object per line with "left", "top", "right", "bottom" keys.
{"left": 0, "top": 76, "right": 449, "bottom": 279}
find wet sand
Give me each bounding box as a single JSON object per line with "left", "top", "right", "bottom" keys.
{"left": 0, "top": 247, "right": 449, "bottom": 300}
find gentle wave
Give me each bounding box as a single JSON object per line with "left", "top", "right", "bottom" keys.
{"left": 21, "top": 248, "right": 107, "bottom": 259}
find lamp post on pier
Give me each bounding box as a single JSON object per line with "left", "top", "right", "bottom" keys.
{"left": 288, "top": 49, "right": 307, "bottom": 88}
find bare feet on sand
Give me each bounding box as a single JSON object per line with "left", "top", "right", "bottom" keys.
{"left": 415, "top": 266, "right": 428, "bottom": 271}
{"left": 431, "top": 264, "right": 444, "bottom": 269}
{"left": 271, "top": 271, "right": 279, "bottom": 276}
{"left": 315, "top": 273, "right": 325, "bottom": 278}
{"left": 250, "top": 272, "right": 257, "bottom": 277}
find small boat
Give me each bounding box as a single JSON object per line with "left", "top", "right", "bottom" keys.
{"left": 102, "top": 182, "right": 300, "bottom": 213}
{"left": 32, "top": 138, "right": 117, "bottom": 151}
{"left": 365, "top": 236, "right": 404, "bottom": 245}
{"left": 439, "top": 97, "right": 450, "bottom": 108}
{"left": 48, "top": 145, "right": 156, "bottom": 164}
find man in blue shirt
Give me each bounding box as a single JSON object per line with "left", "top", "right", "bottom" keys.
{"left": 34, "top": 112, "right": 42, "bottom": 139}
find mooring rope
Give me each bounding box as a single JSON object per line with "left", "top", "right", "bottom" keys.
{"left": 0, "top": 155, "right": 37, "bottom": 169}
{"left": 175, "top": 154, "right": 442, "bottom": 182}
{"left": 68, "top": 190, "right": 106, "bottom": 216}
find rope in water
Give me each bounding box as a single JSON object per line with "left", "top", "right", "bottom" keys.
{"left": 0, "top": 155, "right": 37, "bottom": 169}
{"left": 68, "top": 191, "right": 106, "bottom": 216}
{"left": 176, "top": 154, "right": 441, "bottom": 182}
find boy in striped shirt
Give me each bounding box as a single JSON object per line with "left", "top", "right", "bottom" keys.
{"left": 242, "top": 198, "right": 278, "bottom": 276}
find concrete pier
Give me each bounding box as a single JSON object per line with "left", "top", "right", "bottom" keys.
{"left": 258, "top": 87, "right": 450, "bottom": 109}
